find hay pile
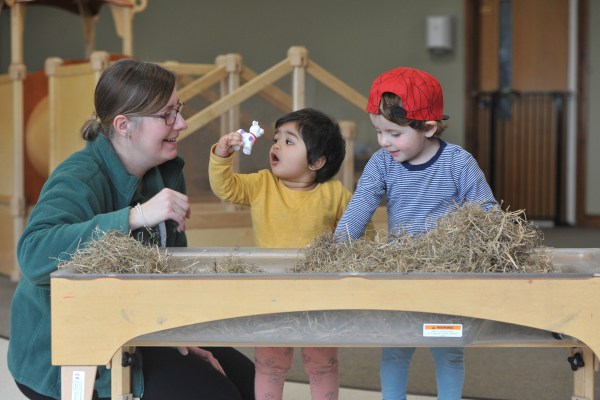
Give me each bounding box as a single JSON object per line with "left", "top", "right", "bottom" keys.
{"left": 58, "top": 204, "right": 554, "bottom": 275}
{"left": 292, "top": 204, "right": 554, "bottom": 274}
{"left": 57, "top": 228, "right": 171, "bottom": 274}
{"left": 57, "top": 228, "right": 264, "bottom": 274}
{"left": 205, "top": 255, "right": 265, "bottom": 274}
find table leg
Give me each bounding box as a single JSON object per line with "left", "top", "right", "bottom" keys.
{"left": 571, "top": 347, "right": 597, "bottom": 400}
{"left": 110, "top": 346, "right": 134, "bottom": 400}
{"left": 61, "top": 365, "right": 97, "bottom": 400}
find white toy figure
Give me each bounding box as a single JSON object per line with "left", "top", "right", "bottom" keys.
{"left": 233, "top": 120, "right": 265, "bottom": 155}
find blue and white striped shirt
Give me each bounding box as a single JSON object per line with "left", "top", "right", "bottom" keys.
{"left": 335, "top": 140, "right": 497, "bottom": 239}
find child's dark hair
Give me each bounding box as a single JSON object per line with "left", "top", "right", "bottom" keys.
{"left": 275, "top": 108, "right": 345, "bottom": 183}
{"left": 379, "top": 92, "right": 448, "bottom": 136}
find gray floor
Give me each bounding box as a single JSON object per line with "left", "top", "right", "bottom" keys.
{"left": 1, "top": 227, "right": 599, "bottom": 399}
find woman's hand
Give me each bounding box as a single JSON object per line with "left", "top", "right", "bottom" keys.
{"left": 130, "top": 188, "right": 191, "bottom": 232}
{"left": 176, "top": 347, "right": 226, "bottom": 375}
{"left": 213, "top": 131, "right": 244, "bottom": 158}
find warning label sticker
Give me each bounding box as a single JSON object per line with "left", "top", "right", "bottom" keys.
{"left": 423, "top": 324, "right": 463, "bottom": 338}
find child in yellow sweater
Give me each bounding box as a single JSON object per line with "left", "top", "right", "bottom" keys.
{"left": 209, "top": 108, "right": 365, "bottom": 400}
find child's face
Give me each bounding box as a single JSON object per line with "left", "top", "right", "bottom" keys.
{"left": 270, "top": 121, "right": 315, "bottom": 186}
{"left": 370, "top": 113, "right": 438, "bottom": 165}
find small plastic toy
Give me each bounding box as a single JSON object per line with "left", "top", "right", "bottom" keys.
{"left": 233, "top": 120, "right": 265, "bottom": 155}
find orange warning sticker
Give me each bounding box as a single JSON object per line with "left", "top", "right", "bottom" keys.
{"left": 423, "top": 324, "right": 463, "bottom": 337}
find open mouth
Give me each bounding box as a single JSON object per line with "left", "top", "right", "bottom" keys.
{"left": 270, "top": 152, "right": 280, "bottom": 162}
{"left": 164, "top": 138, "right": 177, "bottom": 143}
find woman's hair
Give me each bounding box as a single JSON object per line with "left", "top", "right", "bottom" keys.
{"left": 379, "top": 92, "right": 448, "bottom": 135}
{"left": 81, "top": 58, "right": 176, "bottom": 140}
{"left": 275, "top": 108, "right": 345, "bottom": 184}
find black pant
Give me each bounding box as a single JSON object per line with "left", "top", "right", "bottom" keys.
{"left": 17, "top": 382, "right": 81, "bottom": 400}
{"left": 140, "top": 347, "right": 255, "bottom": 400}
{"left": 16, "top": 347, "right": 255, "bottom": 400}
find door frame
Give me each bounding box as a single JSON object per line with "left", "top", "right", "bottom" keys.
{"left": 464, "top": 0, "right": 595, "bottom": 227}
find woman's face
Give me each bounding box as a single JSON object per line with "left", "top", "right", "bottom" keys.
{"left": 120, "top": 89, "right": 188, "bottom": 176}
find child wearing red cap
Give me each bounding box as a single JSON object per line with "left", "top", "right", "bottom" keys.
{"left": 334, "top": 67, "right": 498, "bottom": 400}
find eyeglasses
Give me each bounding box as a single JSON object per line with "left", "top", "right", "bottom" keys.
{"left": 142, "top": 101, "right": 184, "bottom": 126}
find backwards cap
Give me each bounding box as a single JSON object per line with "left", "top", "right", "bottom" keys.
{"left": 366, "top": 67, "right": 448, "bottom": 121}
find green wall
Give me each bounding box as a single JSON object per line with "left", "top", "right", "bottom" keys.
{"left": 587, "top": 0, "right": 600, "bottom": 215}
{"left": 1, "top": 0, "right": 598, "bottom": 217}
{"left": 0, "top": 0, "right": 465, "bottom": 150}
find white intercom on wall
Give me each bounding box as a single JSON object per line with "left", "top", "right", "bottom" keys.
{"left": 426, "top": 15, "right": 455, "bottom": 54}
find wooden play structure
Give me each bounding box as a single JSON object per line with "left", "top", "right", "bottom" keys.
{"left": 52, "top": 247, "right": 600, "bottom": 400}
{"left": 1, "top": 40, "right": 370, "bottom": 279}
{"left": 0, "top": 0, "right": 147, "bottom": 279}
{"left": 1, "top": 0, "right": 373, "bottom": 280}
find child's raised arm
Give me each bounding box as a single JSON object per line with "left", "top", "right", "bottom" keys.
{"left": 213, "top": 131, "right": 244, "bottom": 158}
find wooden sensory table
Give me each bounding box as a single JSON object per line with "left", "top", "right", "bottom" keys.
{"left": 51, "top": 247, "right": 600, "bottom": 400}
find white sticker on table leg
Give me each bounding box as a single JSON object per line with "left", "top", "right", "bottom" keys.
{"left": 71, "top": 370, "right": 85, "bottom": 400}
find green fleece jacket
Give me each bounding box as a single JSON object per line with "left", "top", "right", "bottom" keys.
{"left": 8, "top": 134, "right": 187, "bottom": 399}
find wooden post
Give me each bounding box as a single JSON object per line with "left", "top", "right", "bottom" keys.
{"left": 9, "top": 0, "right": 24, "bottom": 65}
{"left": 108, "top": 0, "right": 149, "bottom": 56}
{"left": 338, "top": 120, "right": 357, "bottom": 191}
{"left": 44, "top": 57, "right": 65, "bottom": 174}
{"left": 216, "top": 54, "right": 243, "bottom": 211}
{"left": 90, "top": 51, "right": 110, "bottom": 81}
{"left": 120, "top": 6, "right": 133, "bottom": 56}
{"left": 78, "top": 6, "right": 96, "bottom": 59}
{"left": 288, "top": 46, "right": 308, "bottom": 110}
{"left": 218, "top": 53, "right": 242, "bottom": 136}
{"left": 9, "top": 0, "right": 26, "bottom": 281}
{"left": 9, "top": 63, "right": 25, "bottom": 282}
{"left": 216, "top": 55, "right": 228, "bottom": 137}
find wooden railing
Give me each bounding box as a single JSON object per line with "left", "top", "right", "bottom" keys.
{"left": 179, "top": 46, "right": 367, "bottom": 140}
{"left": 163, "top": 46, "right": 366, "bottom": 190}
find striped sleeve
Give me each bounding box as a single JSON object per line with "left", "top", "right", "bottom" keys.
{"left": 334, "top": 150, "right": 386, "bottom": 241}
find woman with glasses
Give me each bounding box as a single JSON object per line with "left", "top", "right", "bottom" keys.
{"left": 8, "top": 58, "right": 255, "bottom": 400}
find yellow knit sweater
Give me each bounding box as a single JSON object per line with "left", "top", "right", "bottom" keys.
{"left": 209, "top": 148, "right": 353, "bottom": 248}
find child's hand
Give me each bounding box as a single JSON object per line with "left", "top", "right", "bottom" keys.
{"left": 213, "top": 131, "right": 243, "bottom": 158}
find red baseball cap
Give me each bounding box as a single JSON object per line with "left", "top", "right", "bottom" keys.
{"left": 366, "top": 67, "right": 449, "bottom": 121}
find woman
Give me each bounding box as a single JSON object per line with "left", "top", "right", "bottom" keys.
{"left": 8, "top": 58, "right": 255, "bottom": 400}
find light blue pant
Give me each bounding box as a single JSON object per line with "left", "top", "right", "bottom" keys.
{"left": 380, "top": 347, "right": 464, "bottom": 400}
